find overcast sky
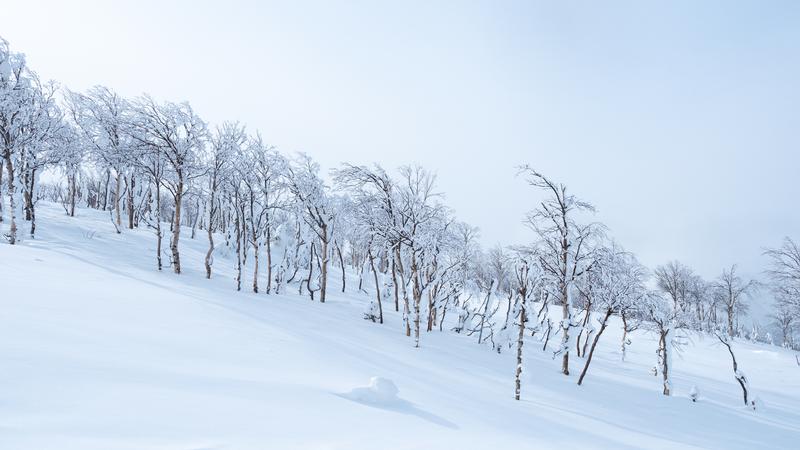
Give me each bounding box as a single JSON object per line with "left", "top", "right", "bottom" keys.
{"left": 2, "top": 0, "right": 798, "bottom": 283}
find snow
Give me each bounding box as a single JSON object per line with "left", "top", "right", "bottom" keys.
{"left": 1, "top": 203, "right": 800, "bottom": 449}
{"left": 343, "top": 377, "right": 400, "bottom": 404}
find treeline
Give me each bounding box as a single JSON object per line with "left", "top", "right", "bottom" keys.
{"left": 2, "top": 37, "right": 798, "bottom": 404}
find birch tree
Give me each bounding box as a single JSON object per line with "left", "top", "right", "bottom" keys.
{"left": 66, "top": 86, "right": 134, "bottom": 232}
{"left": 713, "top": 265, "right": 757, "bottom": 337}
{"left": 576, "top": 245, "right": 646, "bottom": 385}
{"left": 204, "top": 122, "right": 244, "bottom": 278}
{"left": 287, "top": 154, "right": 333, "bottom": 302}
{"left": 765, "top": 238, "right": 800, "bottom": 343}
{"left": 519, "top": 166, "right": 602, "bottom": 375}
{"left": 131, "top": 96, "right": 207, "bottom": 274}
{"left": 1, "top": 39, "right": 46, "bottom": 244}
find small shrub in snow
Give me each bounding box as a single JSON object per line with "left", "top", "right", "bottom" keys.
{"left": 689, "top": 385, "right": 699, "bottom": 403}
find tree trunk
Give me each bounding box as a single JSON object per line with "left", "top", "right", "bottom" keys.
{"left": 205, "top": 196, "right": 215, "bottom": 279}
{"left": 368, "top": 248, "right": 383, "bottom": 324}
{"left": 155, "top": 183, "right": 163, "bottom": 271}
{"left": 306, "top": 242, "right": 315, "bottom": 301}
{"left": 252, "top": 240, "right": 260, "bottom": 293}
{"left": 266, "top": 226, "right": 273, "bottom": 293}
{"left": 114, "top": 171, "right": 122, "bottom": 229}
{"left": 621, "top": 312, "right": 629, "bottom": 362}
{"left": 23, "top": 168, "right": 32, "bottom": 221}
{"left": 235, "top": 210, "right": 242, "bottom": 291}
{"left": 319, "top": 225, "right": 329, "bottom": 303}
{"left": 127, "top": 174, "right": 135, "bottom": 229}
{"left": 411, "top": 251, "right": 422, "bottom": 347}
{"left": 576, "top": 303, "right": 592, "bottom": 357}
{"left": 727, "top": 308, "right": 735, "bottom": 338}
{"left": 69, "top": 172, "right": 77, "bottom": 217}
{"left": 395, "top": 248, "right": 411, "bottom": 337}
{"left": 171, "top": 181, "right": 183, "bottom": 274}
{"left": 660, "top": 329, "right": 670, "bottom": 396}
{"left": 561, "top": 285, "right": 570, "bottom": 376}
{"left": 718, "top": 334, "right": 750, "bottom": 406}
{"left": 515, "top": 292, "right": 527, "bottom": 400}
{"left": 3, "top": 150, "right": 18, "bottom": 244}
{"left": 478, "top": 281, "right": 494, "bottom": 344}
{"left": 27, "top": 167, "right": 36, "bottom": 238}
{"left": 578, "top": 309, "right": 612, "bottom": 386}
{"left": 392, "top": 246, "right": 400, "bottom": 311}
{"left": 336, "top": 243, "right": 346, "bottom": 293}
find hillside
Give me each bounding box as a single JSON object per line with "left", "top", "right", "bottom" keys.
{"left": 1, "top": 203, "right": 799, "bottom": 450}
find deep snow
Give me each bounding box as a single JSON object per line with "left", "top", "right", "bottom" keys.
{"left": 1, "top": 203, "right": 799, "bottom": 449}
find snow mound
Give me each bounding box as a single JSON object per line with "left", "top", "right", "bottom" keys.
{"left": 346, "top": 377, "right": 400, "bottom": 404}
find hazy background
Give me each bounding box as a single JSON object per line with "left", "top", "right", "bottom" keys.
{"left": 2, "top": 1, "right": 798, "bottom": 289}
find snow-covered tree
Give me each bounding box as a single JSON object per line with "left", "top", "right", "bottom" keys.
{"left": 203, "top": 122, "right": 245, "bottom": 278}
{"left": 643, "top": 291, "right": 689, "bottom": 396}
{"left": 765, "top": 238, "right": 800, "bottom": 346}
{"left": 712, "top": 265, "right": 757, "bottom": 338}
{"left": 511, "top": 255, "right": 543, "bottom": 400}
{"left": 714, "top": 330, "right": 757, "bottom": 409}
{"left": 286, "top": 153, "right": 333, "bottom": 301}
{"left": 576, "top": 244, "right": 646, "bottom": 385}
{"left": 654, "top": 261, "right": 710, "bottom": 330}
{"left": 395, "top": 165, "right": 447, "bottom": 347}
{"left": 518, "top": 165, "right": 603, "bottom": 375}
{"left": 242, "top": 134, "right": 286, "bottom": 293}
{"left": 66, "top": 86, "right": 135, "bottom": 231}
{"left": 52, "top": 124, "right": 85, "bottom": 217}
{"left": 1, "top": 39, "right": 63, "bottom": 243}
{"left": 130, "top": 95, "right": 207, "bottom": 274}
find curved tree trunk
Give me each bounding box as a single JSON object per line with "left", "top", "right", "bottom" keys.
{"left": 578, "top": 309, "right": 612, "bottom": 386}
{"left": 336, "top": 242, "right": 345, "bottom": 293}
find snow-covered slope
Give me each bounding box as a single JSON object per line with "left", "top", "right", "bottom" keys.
{"left": 1, "top": 204, "right": 799, "bottom": 450}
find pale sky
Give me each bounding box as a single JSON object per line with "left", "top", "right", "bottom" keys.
{"left": 2, "top": 0, "right": 799, "bottom": 284}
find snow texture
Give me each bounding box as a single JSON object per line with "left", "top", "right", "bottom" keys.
{"left": 1, "top": 203, "right": 799, "bottom": 449}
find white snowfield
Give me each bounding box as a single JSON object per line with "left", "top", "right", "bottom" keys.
{"left": 1, "top": 204, "right": 799, "bottom": 450}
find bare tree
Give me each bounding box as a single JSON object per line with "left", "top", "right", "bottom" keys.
{"left": 714, "top": 331, "right": 756, "bottom": 409}
{"left": 287, "top": 154, "right": 333, "bottom": 302}
{"left": 765, "top": 238, "right": 800, "bottom": 344}
{"left": 66, "top": 86, "right": 133, "bottom": 232}
{"left": 644, "top": 292, "right": 688, "bottom": 396}
{"left": 771, "top": 303, "right": 797, "bottom": 348}
{"left": 713, "top": 264, "right": 757, "bottom": 337}
{"left": 519, "top": 166, "right": 602, "bottom": 375}
{"left": 131, "top": 96, "right": 207, "bottom": 274}
{"left": 396, "top": 165, "right": 446, "bottom": 347}
{"left": 1, "top": 40, "right": 61, "bottom": 244}
{"left": 513, "top": 257, "right": 540, "bottom": 400}
{"left": 204, "top": 122, "right": 244, "bottom": 278}
{"left": 577, "top": 245, "right": 646, "bottom": 386}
